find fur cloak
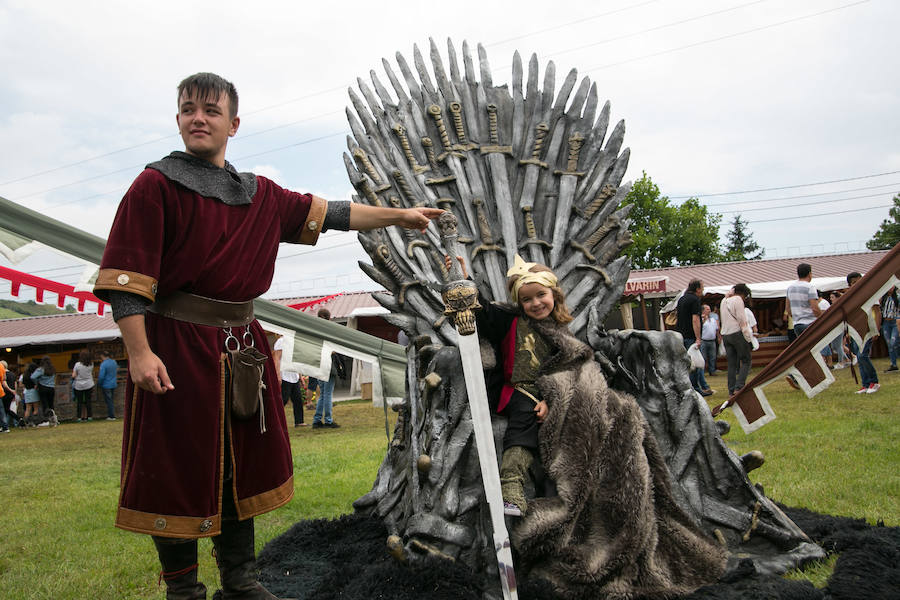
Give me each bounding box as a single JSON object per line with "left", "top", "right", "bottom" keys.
{"left": 513, "top": 317, "right": 727, "bottom": 598}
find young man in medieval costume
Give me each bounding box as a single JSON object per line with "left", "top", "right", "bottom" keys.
{"left": 93, "top": 73, "right": 441, "bottom": 600}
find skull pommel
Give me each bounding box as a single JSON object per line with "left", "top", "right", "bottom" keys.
{"left": 442, "top": 280, "right": 480, "bottom": 336}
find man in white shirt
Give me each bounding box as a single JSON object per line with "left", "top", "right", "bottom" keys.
{"left": 784, "top": 263, "right": 823, "bottom": 390}
{"left": 785, "top": 263, "right": 822, "bottom": 337}
{"left": 272, "top": 336, "right": 306, "bottom": 427}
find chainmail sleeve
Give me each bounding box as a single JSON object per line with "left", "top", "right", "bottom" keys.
{"left": 107, "top": 290, "right": 151, "bottom": 322}
{"left": 322, "top": 200, "right": 351, "bottom": 232}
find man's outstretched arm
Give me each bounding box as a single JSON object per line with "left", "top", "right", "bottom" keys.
{"left": 346, "top": 202, "right": 443, "bottom": 232}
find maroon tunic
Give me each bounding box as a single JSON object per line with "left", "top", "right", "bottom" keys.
{"left": 95, "top": 168, "right": 326, "bottom": 538}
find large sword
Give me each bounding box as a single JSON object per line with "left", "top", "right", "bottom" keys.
{"left": 438, "top": 212, "right": 518, "bottom": 600}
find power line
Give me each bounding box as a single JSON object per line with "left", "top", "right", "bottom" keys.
{"left": 10, "top": 164, "right": 143, "bottom": 201}
{"left": 713, "top": 191, "right": 894, "bottom": 214}
{"left": 233, "top": 131, "right": 348, "bottom": 162}
{"left": 486, "top": 0, "right": 662, "bottom": 47}
{"left": 543, "top": 0, "right": 768, "bottom": 62}
{"left": 276, "top": 239, "right": 362, "bottom": 261}
{"left": 12, "top": 130, "right": 349, "bottom": 203}
{"left": 0, "top": 134, "right": 177, "bottom": 187}
{"left": 0, "top": 0, "right": 770, "bottom": 190}
{"left": 46, "top": 187, "right": 125, "bottom": 209}
{"left": 0, "top": 93, "right": 347, "bottom": 188}
{"left": 702, "top": 181, "right": 900, "bottom": 207}
{"left": 236, "top": 110, "right": 343, "bottom": 141}
{"left": 3, "top": 0, "right": 872, "bottom": 203}
{"left": 747, "top": 203, "right": 890, "bottom": 224}
{"left": 671, "top": 169, "right": 900, "bottom": 200}
{"left": 2, "top": 3, "right": 658, "bottom": 188}
{"left": 582, "top": 0, "right": 870, "bottom": 73}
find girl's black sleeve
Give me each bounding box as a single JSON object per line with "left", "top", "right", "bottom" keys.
{"left": 474, "top": 288, "right": 516, "bottom": 349}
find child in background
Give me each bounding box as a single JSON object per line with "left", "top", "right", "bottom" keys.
{"left": 22, "top": 363, "right": 41, "bottom": 425}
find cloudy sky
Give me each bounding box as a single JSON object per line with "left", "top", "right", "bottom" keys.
{"left": 0, "top": 0, "right": 897, "bottom": 302}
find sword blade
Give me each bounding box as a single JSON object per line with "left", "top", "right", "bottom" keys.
{"left": 457, "top": 332, "right": 518, "bottom": 600}
{"left": 439, "top": 211, "right": 517, "bottom": 600}
{"left": 485, "top": 152, "right": 518, "bottom": 266}
{"left": 550, "top": 175, "right": 577, "bottom": 266}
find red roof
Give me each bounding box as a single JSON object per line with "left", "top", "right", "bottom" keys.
{"left": 0, "top": 312, "right": 120, "bottom": 347}
{"left": 270, "top": 290, "right": 386, "bottom": 320}
{"left": 630, "top": 251, "right": 888, "bottom": 296}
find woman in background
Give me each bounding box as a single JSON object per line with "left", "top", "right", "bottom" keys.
{"left": 31, "top": 356, "right": 56, "bottom": 414}
{"left": 72, "top": 350, "right": 95, "bottom": 422}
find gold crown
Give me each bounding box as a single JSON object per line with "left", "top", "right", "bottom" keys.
{"left": 506, "top": 254, "right": 539, "bottom": 279}
{"left": 506, "top": 255, "right": 558, "bottom": 303}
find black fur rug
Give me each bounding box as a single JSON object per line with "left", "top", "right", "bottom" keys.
{"left": 257, "top": 506, "right": 899, "bottom": 600}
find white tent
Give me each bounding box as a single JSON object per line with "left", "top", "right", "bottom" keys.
{"left": 661, "top": 276, "right": 854, "bottom": 314}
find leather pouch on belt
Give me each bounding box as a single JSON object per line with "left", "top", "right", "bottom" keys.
{"left": 229, "top": 347, "right": 268, "bottom": 423}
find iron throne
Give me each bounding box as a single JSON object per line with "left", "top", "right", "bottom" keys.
{"left": 346, "top": 39, "right": 823, "bottom": 595}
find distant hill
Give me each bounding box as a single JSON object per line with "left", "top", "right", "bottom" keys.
{"left": 0, "top": 299, "right": 77, "bottom": 319}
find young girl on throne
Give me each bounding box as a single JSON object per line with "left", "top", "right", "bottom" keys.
{"left": 448, "top": 253, "right": 726, "bottom": 598}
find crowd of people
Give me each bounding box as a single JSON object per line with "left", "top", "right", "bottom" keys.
{"left": 0, "top": 317, "right": 358, "bottom": 433}
{"left": 0, "top": 350, "right": 120, "bottom": 431}
{"left": 0, "top": 323, "right": 359, "bottom": 433}
{"left": 674, "top": 263, "right": 898, "bottom": 401}
{"left": 676, "top": 280, "right": 760, "bottom": 398}
{"left": 784, "top": 266, "right": 897, "bottom": 394}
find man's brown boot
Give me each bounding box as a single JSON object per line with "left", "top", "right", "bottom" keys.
{"left": 211, "top": 518, "right": 294, "bottom": 599}
{"left": 153, "top": 537, "right": 207, "bottom": 600}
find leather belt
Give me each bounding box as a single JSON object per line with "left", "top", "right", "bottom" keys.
{"left": 147, "top": 291, "right": 254, "bottom": 328}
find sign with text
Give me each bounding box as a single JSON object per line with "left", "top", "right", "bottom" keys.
{"left": 624, "top": 277, "right": 667, "bottom": 296}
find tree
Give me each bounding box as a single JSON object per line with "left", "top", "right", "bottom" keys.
{"left": 722, "top": 214, "right": 763, "bottom": 261}
{"left": 621, "top": 172, "right": 722, "bottom": 269}
{"left": 867, "top": 194, "right": 900, "bottom": 250}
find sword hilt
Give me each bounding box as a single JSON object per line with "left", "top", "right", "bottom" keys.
{"left": 449, "top": 101, "right": 478, "bottom": 151}
{"left": 421, "top": 137, "right": 438, "bottom": 168}
{"left": 438, "top": 212, "right": 464, "bottom": 280}
{"left": 519, "top": 123, "right": 549, "bottom": 168}
{"left": 351, "top": 147, "right": 388, "bottom": 189}
{"left": 583, "top": 183, "right": 618, "bottom": 219}
{"left": 439, "top": 212, "right": 480, "bottom": 335}
{"left": 392, "top": 124, "right": 428, "bottom": 174}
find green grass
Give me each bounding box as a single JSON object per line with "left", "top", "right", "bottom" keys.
{"left": 0, "top": 360, "right": 897, "bottom": 599}
{"left": 0, "top": 399, "right": 395, "bottom": 599}
{"left": 705, "top": 357, "right": 899, "bottom": 525}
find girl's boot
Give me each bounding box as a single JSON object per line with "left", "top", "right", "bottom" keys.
{"left": 500, "top": 445, "right": 534, "bottom": 516}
